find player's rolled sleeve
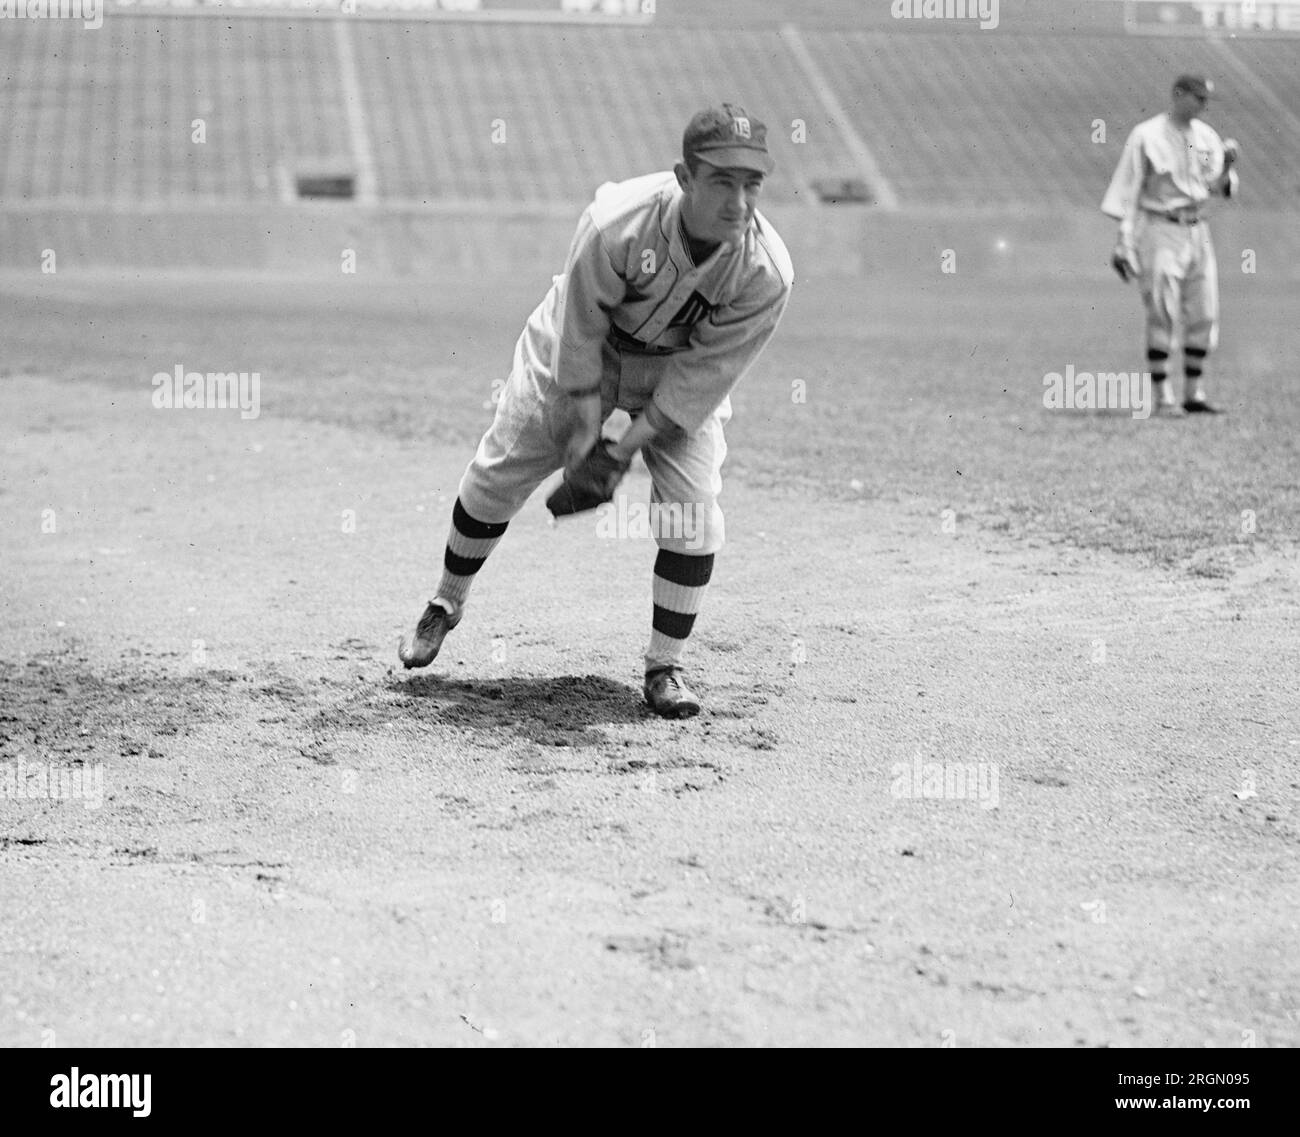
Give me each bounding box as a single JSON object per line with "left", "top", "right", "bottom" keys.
{"left": 652, "top": 280, "right": 790, "bottom": 434}
{"left": 551, "top": 210, "right": 626, "bottom": 395}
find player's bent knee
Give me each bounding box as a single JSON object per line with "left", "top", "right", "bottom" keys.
{"left": 1183, "top": 320, "right": 1217, "bottom": 352}
{"left": 456, "top": 465, "right": 535, "bottom": 528}
{"left": 653, "top": 500, "right": 723, "bottom": 556}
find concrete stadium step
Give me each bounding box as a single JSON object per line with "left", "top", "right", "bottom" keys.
{"left": 1, "top": 14, "right": 1297, "bottom": 211}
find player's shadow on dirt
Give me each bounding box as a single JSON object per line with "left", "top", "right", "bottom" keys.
{"left": 392, "top": 673, "right": 648, "bottom": 747}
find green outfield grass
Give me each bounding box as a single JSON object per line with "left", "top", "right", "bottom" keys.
{"left": 5, "top": 269, "right": 1297, "bottom": 567}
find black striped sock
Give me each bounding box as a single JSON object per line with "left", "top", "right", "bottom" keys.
{"left": 1184, "top": 345, "right": 1207, "bottom": 382}
{"left": 646, "top": 549, "right": 714, "bottom": 672}
{"left": 1147, "top": 347, "right": 1169, "bottom": 385}
{"left": 436, "top": 498, "right": 508, "bottom": 606}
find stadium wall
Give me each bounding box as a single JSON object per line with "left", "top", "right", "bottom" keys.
{"left": 3, "top": 204, "right": 1299, "bottom": 283}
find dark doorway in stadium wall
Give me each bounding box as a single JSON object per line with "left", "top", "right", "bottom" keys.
{"left": 293, "top": 160, "right": 357, "bottom": 201}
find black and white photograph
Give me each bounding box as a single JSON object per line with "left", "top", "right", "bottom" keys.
{"left": 2, "top": 0, "right": 1296, "bottom": 1086}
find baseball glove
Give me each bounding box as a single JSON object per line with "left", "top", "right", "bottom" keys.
{"left": 546, "top": 440, "right": 631, "bottom": 517}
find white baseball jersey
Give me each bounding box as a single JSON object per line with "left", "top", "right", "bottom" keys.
{"left": 520, "top": 171, "right": 793, "bottom": 434}
{"left": 1101, "top": 113, "right": 1237, "bottom": 241}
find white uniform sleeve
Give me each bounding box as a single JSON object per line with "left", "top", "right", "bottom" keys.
{"left": 1101, "top": 125, "right": 1146, "bottom": 245}
{"left": 651, "top": 277, "right": 791, "bottom": 435}
{"left": 551, "top": 208, "right": 626, "bottom": 395}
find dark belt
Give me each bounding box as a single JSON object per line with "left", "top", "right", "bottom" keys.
{"left": 608, "top": 322, "right": 674, "bottom": 355}
{"left": 1145, "top": 208, "right": 1202, "bottom": 226}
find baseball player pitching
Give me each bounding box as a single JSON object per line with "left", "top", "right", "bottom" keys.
{"left": 398, "top": 104, "right": 794, "bottom": 718}
{"left": 1102, "top": 74, "right": 1239, "bottom": 415}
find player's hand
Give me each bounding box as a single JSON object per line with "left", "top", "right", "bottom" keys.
{"left": 563, "top": 392, "right": 602, "bottom": 472}
{"left": 1111, "top": 245, "right": 1138, "bottom": 283}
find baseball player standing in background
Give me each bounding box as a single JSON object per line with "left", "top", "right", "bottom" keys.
{"left": 399, "top": 104, "right": 793, "bottom": 718}
{"left": 1103, "top": 74, "right": 1239, "bottom": 415}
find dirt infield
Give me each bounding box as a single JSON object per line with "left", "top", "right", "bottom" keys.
{"left": 1, "top": 270, "right": 1297, "bottom": 1047}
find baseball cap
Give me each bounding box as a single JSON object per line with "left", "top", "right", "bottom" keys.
{"left": 1173, "top": 74, "right": 1214, "bottom": 99}
{"left": 683, "top": 103, "right": 774, "bottom": 174}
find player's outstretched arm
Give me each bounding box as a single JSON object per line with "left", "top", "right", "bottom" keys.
{"left": 651, "top": 282, "right": 791, "bottom": 436}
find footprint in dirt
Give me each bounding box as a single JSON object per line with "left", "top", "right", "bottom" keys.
{"left": 333, "top": 638, "right": 378, "bottom": 660}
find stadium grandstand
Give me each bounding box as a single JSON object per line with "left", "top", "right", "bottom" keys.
{"left": 1, "top": 0, "right": 1296, "bottom": 269}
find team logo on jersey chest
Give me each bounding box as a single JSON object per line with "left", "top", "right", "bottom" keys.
{"left": 667, "top": 290, "right": 716, "bottom": 329}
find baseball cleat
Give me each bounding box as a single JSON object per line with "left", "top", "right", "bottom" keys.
{"left": 1182, "top": 398, "right": 1222, "bottom": 414}
{"left": 398, "top": 598, "right": 461, "bottom": 669}
{"left": 644, "top": 667, "right": 701, "bottom": 719}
